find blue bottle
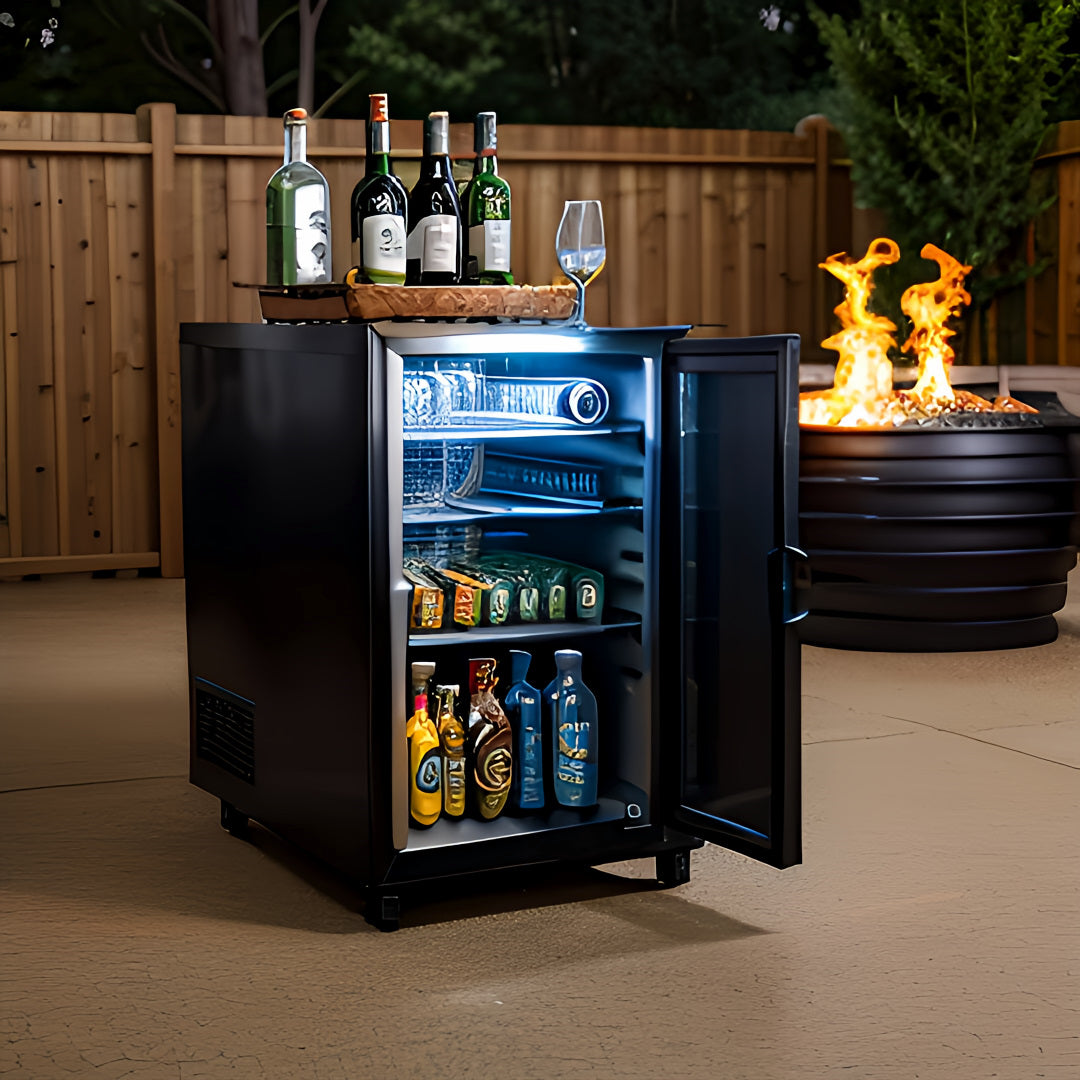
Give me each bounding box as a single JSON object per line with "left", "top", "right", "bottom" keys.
{"left": 505, "top": 650, "right": 544, "bottom": 811}
{"left": 549, "top": 650, "right": 598, "bottom": 808}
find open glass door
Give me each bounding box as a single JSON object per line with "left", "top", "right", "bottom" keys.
{"left": 658, "top": 335, "right": 804, "bottom": 869}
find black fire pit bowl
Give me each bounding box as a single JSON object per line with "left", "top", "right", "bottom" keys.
{"left": 798, "top": 392, "right": 1080, "bottom": 652}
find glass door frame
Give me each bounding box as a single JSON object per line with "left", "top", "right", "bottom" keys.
{"left": 656, "top": 334, "right": 803, "bottom": 870}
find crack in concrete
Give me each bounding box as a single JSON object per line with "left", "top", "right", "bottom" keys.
{"left": 882, "top": 716, "right": 1079, "bottom": 771}
{"left": 0, "top": 774, "right": 187, "bottom": 796}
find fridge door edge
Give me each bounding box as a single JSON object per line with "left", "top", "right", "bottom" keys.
{"left": 657, "top": 333, "right": 803, "bottom": 869}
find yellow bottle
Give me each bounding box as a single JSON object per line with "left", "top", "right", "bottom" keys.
{"left": 406, "top": 661, "right": 441, "bottom": 827}
{"left": 436, "top": 684, "right": 466, "bottom": 818}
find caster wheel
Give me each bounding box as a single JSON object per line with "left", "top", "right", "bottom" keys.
{"left": 367, "top": 894, "right": 401, "bottom": 932}
{"left": 220, "top": 800, "right": 250, "bottom": 839}
{"left": 656, "top": 849, "right": 691, "bottom": 888}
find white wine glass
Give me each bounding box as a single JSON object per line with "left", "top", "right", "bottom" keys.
{"left": 556, "top": 200, "right": 606, "bottom": 328}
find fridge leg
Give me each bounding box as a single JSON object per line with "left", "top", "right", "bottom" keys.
{"left": 366, "top": 892, "right": 401, "bottom": 933}
{"left": 655, "top": 849, "right": 692, "bottom": 888}
{"left": 219, "top": 799, "right": 250, "bottom": 839}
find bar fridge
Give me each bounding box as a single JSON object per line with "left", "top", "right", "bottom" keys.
{"left": 180, "top": 320, "right": 805, "bottom": 930}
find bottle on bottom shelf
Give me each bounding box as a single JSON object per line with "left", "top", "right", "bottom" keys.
{"left": 466, "top": 658, "right": 513, "bottom": 820}
{"left": 436, "top": 684, "right": 466, "bottom": 818}
{"left": 545, "top": 650, "right": 599, "bottom": 808}
{"left": 504, "top": 650, "right": 544, "bottom": 812}
{"left": 406, "top": 662, "right": 441, "bottom": 827}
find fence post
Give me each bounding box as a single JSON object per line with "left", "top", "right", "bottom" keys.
{"left": 136, "top": 102, "right": 183, "bottom": 578}
{"left": 799, "top": 115, "right": 833, "bottom": 350}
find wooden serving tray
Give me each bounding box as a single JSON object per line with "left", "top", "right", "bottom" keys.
{"left": 235, "top": 281, "right": 576, "bottom": 323}
{"left": 345, "top": 282, "right": 576, "bottom": 321}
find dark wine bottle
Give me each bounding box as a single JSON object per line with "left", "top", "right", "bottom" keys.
{"left": 464, "top": 112, "right": 513, "bottom": 286}
{"left": 406, "top": 111, "right": 463, "bottom": 285}
{"left": 350, "top": 93, "right": 408, "bottom": 285}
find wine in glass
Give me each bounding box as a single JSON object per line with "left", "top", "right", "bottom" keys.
{"left": 556, "top": 200, "right": 605, "bottom": 327}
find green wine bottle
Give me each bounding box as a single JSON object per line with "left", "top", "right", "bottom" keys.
{"left": 350, "top": 93, "right": 408, "bottom": 285}
{"left": 464, "top": 112, "right": 513, "bottom": 286}
{"left": 266, "top": 108, "right": 332, "bottom": 285}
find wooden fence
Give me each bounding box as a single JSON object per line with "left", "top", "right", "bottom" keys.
{"left": 0, "top": 104, "right": 1077, "bottom": 579}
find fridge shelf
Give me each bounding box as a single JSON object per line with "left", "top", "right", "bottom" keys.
{"left": 408, "top": 615, "right": 640, "bottom": 647}
{"left": 402, "top": 421, "right": 641, "bottom": 443}
{"left": 403, "top": 500, "right": 642, "bottom": 525}
{"left": 404, "top": 796, "right": 631, "bottom": 852}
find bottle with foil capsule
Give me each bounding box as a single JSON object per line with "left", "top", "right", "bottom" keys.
{"left": 406, "top": 662, "right": 441, "bottom": 827}
{"left": 504, "top": 650, "right": 543, "bottom": 811}
{"left": 547, "top": 650, "right": 598, "bottom": 808}
{"left": 466, "top": 657, "right": 512, "bottom": 820}
{"left": 435, "top": 684, "right": 466, "bottom": 819}
{"left": 406, "top": 111, "right": 463, "bottom": 285}
{"left": 464, "top": 111, "right": 512, "bottom": 285}
{"left": 266, "top": 108, "right": 332, "bottom": 285}
{"left": 350, "top": 93, "right": 408, "bottom": 284}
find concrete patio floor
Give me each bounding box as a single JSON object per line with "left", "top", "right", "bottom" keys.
{"left": 1, "top": 573, "right": 1077, "bottom": 1079}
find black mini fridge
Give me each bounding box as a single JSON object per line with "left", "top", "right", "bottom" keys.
{"left": 180, "top": 320, "right": 805, "bottom": 929}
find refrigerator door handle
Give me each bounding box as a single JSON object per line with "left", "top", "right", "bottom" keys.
{"left": 770, "top": 545, "right": 811, "bottom": 624}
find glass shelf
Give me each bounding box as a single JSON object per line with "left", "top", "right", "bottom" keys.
{"left": 403, "top": 499, "right": 642, "bottom": 525}
{"left": 409, "top": 616, "right": 640, "bottom": 647}
{"left": 402, "top": 421, "right": 641, "bottom": 443}
{"left": 404, "top": 796, "right": 630, "bottom": 851}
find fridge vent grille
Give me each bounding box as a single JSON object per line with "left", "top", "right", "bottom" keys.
{"left": 195, "top": 681, "right": 255, "bottom": 783}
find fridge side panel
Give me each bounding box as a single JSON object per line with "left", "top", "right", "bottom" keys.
{"left": 658, "top": 334, "right": 802, "bottom": 869}
{"left": 181, "top": 325, "right": 388, "bottom": 884}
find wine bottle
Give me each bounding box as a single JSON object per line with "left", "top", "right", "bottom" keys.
{"left": 466, "top": 658, "right": 512, "bottom": 820}
{"left": 435, "top": 684, "right": 466, "bottom": 819}
{"left": 464, "top": 111, "right": 513, "bottom": 286}
{"left": 406, "top": 662, "right": 441, "bottom": 827}
{"left": 406, "top": 111, "right": 463, "bottom": 285}
{"left": 266, "top": 108, "right": 332, "bottom": 285}
{"left": 350, "top": 93, "right": 408, "bottom": 285}
{"left": 504, "top": 651, "right": 544, "bottom": 811}
{"left": 550, "top": 650, "right": 598, "bottom": 808}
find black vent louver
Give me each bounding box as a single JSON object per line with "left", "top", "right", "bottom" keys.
{"left": 194, "top": 679, "right": 255, "bottom": 783}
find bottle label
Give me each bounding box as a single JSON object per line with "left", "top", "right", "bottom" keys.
{"left": 520, "top": 727, "right": 544, "bottom": 807}
{"left": 416, "top": 747, "right": 442, "bottom": 795}
{"left": 469, "top": 221, "right": 510, "bottom": 272}
{"left": 362, "top": 213, "right": 406, "bottom": 277}
{"left": 293, "top": 184, "right": 330, "bottom": 284}
{"left": 556, "top": 691, "right": 591, "bottom": 803}
{"left": 444, "top": 757, "right": 466, "bottom": 814}
{"left": 407, "top": 214, "right": 458, "bottom": 272}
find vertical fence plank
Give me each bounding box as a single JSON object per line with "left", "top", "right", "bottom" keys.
{"left": 0, "top": 155, "right": 16, "bottom": 557}
{"left": 84, "top": 151, "right": 114, "bottom": 554}
{"left": 137, "top": 102, "right": 182, "bottom": 577}
{"left": 17, "top": 128, "right": 59, "bottom": 557}
{"left": 1057, "top": 157, "right": 1080, "bottom": 364}
{"left": 224, "top": 115, "right": 261, "bottom": 322}
{"left": 107, "top": 153, "right": 157, "bottom": 555}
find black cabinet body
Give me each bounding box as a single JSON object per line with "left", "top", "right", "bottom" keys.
{"left": 180, "top": 322, "right": 803, "bottom": 920}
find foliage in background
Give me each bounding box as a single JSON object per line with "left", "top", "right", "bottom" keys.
{"left": 0, "top": 0, "right": 849, "bottom": 130}
{"left": 813, "top": 0, "right": 1078, "bottom": 344}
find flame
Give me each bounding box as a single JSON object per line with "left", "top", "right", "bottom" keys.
{"left": 799, "top": 238, "right": 900, "bottom": 427}
{"left": 799, "top": 238, "right": 1036, "bottom": 427}
{"left": 902, "top": 244, "right": 970, "bottom": 404}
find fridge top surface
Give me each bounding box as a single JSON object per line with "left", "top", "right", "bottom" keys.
{"left": 179, "top": 320, "right": 692, "bottom": 358}
{"left": 374, "top": 321, "right": 691, "bottom": 356}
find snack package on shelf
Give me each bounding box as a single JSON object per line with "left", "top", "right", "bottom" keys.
{"left": 403, "top": 563, "right": 444, "bottom": 631}
{"left": 464, "top": 552, "right": 604, "bottom": 624}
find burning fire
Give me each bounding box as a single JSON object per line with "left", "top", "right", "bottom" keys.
{"left": 799, "top": 238, "right": 1037, "bottom": 427}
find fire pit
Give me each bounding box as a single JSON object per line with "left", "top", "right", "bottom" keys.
{"left": 797, "top": 239, "right": 1079, "bottom": 651}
